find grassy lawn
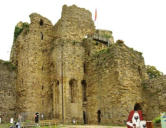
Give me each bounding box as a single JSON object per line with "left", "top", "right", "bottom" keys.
{"left": 0, "top": 123, "right": 11, "bottom": 128}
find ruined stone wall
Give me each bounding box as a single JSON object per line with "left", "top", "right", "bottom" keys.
{"left": 0, "top": 60, "right": 16, "bottom": 122}
{"left": 7, "top": 4, "right": 154, "bottom": 125}
{"left": 142, "top": 75, "right": 166, "bottom": 120}
{"left": 54, "top": 5, "right": 95, "bottom": 41}
{"left": 85, "top": 41, "right": 148, "bottom": 125}
{"left": 10, "top": 13, "right": 55, "bottom": 120}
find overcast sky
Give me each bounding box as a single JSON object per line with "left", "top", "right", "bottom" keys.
{"left": 0, "top": 0, "right": 166, "bottom": 74}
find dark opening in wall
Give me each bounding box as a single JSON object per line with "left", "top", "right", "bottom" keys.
{"left": 83, "top": 111, "right": 87, "bottom": 124}
{"left": 97, "top": 110, "right": 101, "bottom": 123}
{"left": 39, "top": 19, "right": 44, "bottom": 26}
{"left": 42, "top": 85, "right": 44, "bottom": 90}
{"left": 41, "top": 32, "right": 43, "bottom": 40}
{"left": 16, "top": 60, "right": 18, "bottom": 67}
{"left": 21, "top": 79, "right": 23, "bottom": 84}
{"left": 69, "top": 79, "right": 77, "bottom": 103}
{"left": 87, "top": 51, "right": 90, "bottom": 56}
{"left": 56, "top": 80, "right": 59, "bottom": 86}
{"left": 56, "top": 80, "right": 59, "bottom": 104}
{"left": 138, "top": 66, "right": 142, "bottom": 77}
{"left": 81, "top": 80, "right": 87, "bottom": 102}
{"left": 83, "top": 63, "right": 86, "bottom": 73}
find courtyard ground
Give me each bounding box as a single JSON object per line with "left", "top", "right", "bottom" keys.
{"left": 0, "top": 123, "right": 126, "bottom": 128}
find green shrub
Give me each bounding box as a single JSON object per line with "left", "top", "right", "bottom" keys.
{"left": 146, "top": 65, "right": 163, "bottom": 79}
{"left": 153, "top": 116, "right": 161, "bottom": 124}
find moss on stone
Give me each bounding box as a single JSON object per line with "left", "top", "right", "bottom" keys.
{"left": 14, "top": 22, "right": 29, "bottom": 42}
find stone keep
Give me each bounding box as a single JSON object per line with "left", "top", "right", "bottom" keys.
{"left": 0, "top": 4, "right": 165, "bottom": 124}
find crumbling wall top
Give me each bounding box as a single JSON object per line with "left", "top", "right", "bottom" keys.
{"left": 54, "top": 5, "right": 95, "bottom": 41}
{"left": 30, "top": 13, "right": 53, "bottom": 26}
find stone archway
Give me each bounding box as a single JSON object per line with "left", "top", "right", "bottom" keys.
{"left": 69, "top": 79, "right": 77, "bottom": 103}
{"left": 81, "top": 80, "right": 87, "bottom": 102}
{"left": 83, "top": 111, "right": 87, "bottom": 124}
{"left": 97, "top": 110, "right": 101, "bottom": 123}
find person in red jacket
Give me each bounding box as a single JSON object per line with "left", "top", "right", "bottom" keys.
{"left": 127, "top": 103, "right": 143, "bottom": 128}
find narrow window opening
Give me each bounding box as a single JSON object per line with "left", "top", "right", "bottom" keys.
{"left": 56, "top": 80, "right": 60, "bottom": 104}
{"left": 56, "top": 80, "right": 59, "bottom": 86}
{"left": 138, "top": 66, "right": 142, "bottom": 77}
{"left": 42, "top": 85, "right": 44, "bottom": 90}
{"left": 81, "top": 80, "right": 87, "bottom": 102}
{"left": 42, "top": 66, "right": 44, "bottom": 71}
{"left": 69, "top": 79, "right": 77, "bottom": 103}
{"left": 39, "top": 19, "right": 44, "bottom": 26}
{"left": 41, "top": 32, "right": 43, "bottom": 40}
{"left": 87, "top": 51, "right": 90, "bottom": 56}
{"left": 21, "top": 79, "right": 23, "bottom": 84}
{"left": 83, "top": 63, "right": 86, "bottom": 73}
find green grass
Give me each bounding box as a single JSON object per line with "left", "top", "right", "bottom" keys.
{"left": 0, "top": 123, "right": 11, "bottom": 128}
{"left": 32, "top": 126, "right": 58, "bottom": 128}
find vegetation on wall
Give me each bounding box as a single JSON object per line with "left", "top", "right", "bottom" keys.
{"left": 14, "top": 22, "right": 29, "bottom": 42}
{"left": 0, "top": 60, "right": 16, "bottom": 71}
{"left": 146, "top": 65, "right": 163, "bottom": 79}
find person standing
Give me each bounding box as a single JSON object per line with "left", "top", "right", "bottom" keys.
{"left": 35, "top": 112, "right": 39, "bottom": 126}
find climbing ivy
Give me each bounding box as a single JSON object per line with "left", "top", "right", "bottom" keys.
{"left": 14, "top": 23, "right": 29, "bottom": 42}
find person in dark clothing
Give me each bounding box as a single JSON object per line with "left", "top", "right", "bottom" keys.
{"left": 35, "top": 112, "right": 39, "bottom": 123}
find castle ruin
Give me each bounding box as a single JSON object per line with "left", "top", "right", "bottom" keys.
{"left": 0, "top": 5, "right": 166, "bottom": 125}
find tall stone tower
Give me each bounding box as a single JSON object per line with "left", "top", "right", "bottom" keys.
{"left": 10, "top": 13, "right": 55, "bottom": 119}
{"left": 50, "top": 5, "right": 95, "bottom": 123}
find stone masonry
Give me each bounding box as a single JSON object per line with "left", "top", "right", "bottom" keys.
{"left": 0, "top": 60, "right": 16, "bottom": 122}
{"left": 0, "top": 4, "right": 165, "bottom": 124}
{"left": 142, "top": 75, "right": 166, "bottom": 120}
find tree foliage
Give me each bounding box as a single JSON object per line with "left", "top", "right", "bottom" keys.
{"left": 146, "top": 65, "right": 163, "bottom": 79}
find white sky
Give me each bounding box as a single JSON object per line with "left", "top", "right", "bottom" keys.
{"left": 0, "top": 0, "right": 166, "bottom": 74}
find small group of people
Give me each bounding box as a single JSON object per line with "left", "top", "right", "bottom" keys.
{"left": 9, "top": 115, "right": 22, "bottom": 128}
{"left": 10, "top": 122, "right": 21, "bottom": 128}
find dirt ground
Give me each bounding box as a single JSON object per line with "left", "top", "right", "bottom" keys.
{"left": 57, "top": 125, "right": 126, "bottom": 128}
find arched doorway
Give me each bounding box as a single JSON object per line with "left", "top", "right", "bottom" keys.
{"left": 69, "top": 79, "right": 77, "bottom": 103}
{"left": 97, "top": 110, "right": 101, "bottom": 123}
{"left": 83, "top": 111, "right": 87, "bottom": 124}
